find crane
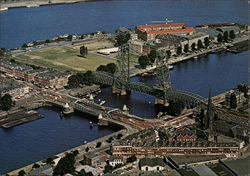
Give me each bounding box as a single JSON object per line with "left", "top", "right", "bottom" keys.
{"left": 150, "top": 18, "right": 174, "bottom": 24}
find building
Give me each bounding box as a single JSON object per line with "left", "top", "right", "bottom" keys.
{"left": 0, "top": 77, "right": 29, "bottom": 98}
{"left": 220, "top": 157, "right": 250, "bottom": 176}
{"left": 128, "top": 39, "right": 146, "bottom": 55}
{"left": 167, "top": 155, "right": 226, "bottom": 169}
{"left": 135, "top": 23, "right": 195, "bottom": 41}
{"left": 83, "top": 151, "right": 108, "bottom": 168}
{"left": 109, "top": 156, "right": 124, "bottom": 167}
{"left": 195, "top": 27, "right": 222, "bottom": 41}
{"left": 75, "top": 165, "right": 103, "bottom": 176}
{"left": 225, "top": 90, "right": 246, "bottom": 108}
{"left": 139, "top": 158, "right": 165, "bottom": 172}
{"left": 111, "top": 126, "right": 240, "bottom": 158}
{"left": 155, "top": 32, "right": 209, "bottom": 51}
{"left": 0, "top": 59, "right": 70, "bottom": 88}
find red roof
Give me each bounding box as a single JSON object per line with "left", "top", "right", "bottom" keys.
{"left": 137, "top": 23, "right": 186, "bottom": 30}
{"left": 145, "top": 27, "right": 195, "bottom": 34}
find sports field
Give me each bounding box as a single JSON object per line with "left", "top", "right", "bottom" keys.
{"left": 16, "top": 46, "right": 115, "bottom": 72}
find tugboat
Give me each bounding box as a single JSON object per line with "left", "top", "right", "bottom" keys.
{"left": 89, "top": 121, "right": 93, "bottom": 128}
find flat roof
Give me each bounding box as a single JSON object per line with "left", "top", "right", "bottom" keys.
{"left": 192, "top": 166, "right": 218, "bottom": 176}
{"left": 146, "top": 28, "right": 195, "bottom": 34}
{"left": 137, "top": 23, "right": 186, "bottom": 30}
{"left": 222, "top": 157, "right": 250, "bottom": 176}
{"left": 168, "top": 155, "right": 226, "bottom": 165}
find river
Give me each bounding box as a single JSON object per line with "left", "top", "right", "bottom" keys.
{"left": 0, "top": 0, "right": 248, "bottom": 174}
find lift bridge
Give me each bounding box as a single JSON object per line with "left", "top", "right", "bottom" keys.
{"left": 93, "top": 44, "right": 207, "bottom": 107}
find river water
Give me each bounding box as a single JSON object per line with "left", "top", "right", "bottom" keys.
{"left": 0, "top": 0, "right": 248, "bottom": 173}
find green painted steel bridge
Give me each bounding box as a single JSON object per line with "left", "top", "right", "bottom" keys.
{"left": 93, "top": 71, "right": 207, "bottom": 106}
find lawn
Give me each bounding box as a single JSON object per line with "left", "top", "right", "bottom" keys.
{"left": 16, "top": 47, "right": 115, "bottom": 72}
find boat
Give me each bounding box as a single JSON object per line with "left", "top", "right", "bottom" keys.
{"left": 168, "top": 64, "right": 174, "bottom": 70}
{"left": 194, "top": 56, "right": 198, "bottom": 59}
{"left": 99, "top": 100, "right": 106, "bottom": 105}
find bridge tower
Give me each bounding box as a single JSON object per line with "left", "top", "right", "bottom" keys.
{"left": 154, "top": 49, "right": 172, "bottom": 106}
{"left": 112, "top": 44, "right": 130, "bottom": 95}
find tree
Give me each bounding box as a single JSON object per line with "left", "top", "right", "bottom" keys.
{"left": 106, "top": 63, "right": 117, "bottom": 74}
{"left": 237, "top": 84, "right": 248, "bottom": 97}
{"left": 197, "top": 40, "right": 203, "bottom": 50}
{"left": 199, "top": 109, "right": 205, "bottom": 129}
{"left": 229, "top": 93, "right": 237, "bottom": 109}
{"left": 184, "top": 44, "right": 189, "bottom": 53}
{"left": 32, "top": 163, "right": 40, "bottom": 169}
{"left": 53, "top": 153, "right": 76, "bottom": 175}
{"left": 115, "top": 32, "right": 131, "bottom": 46}
{"left": 176, "top": 46, "right": 182, "bottom": 55}
{"left": 229, "top": 30, "right": 235, "bottom": 40}
{"left": 138, "top": 55, "right": 150, "bottom": 69}
{"left": 127, "top": 155, "right": 137, "bottom": 163}
{"left": 18, "top": 170, "right": 25, "bottom": 176}
{"left": 117, "top": 133, "right": 123, "bottom": 139}
{"left": 85, "top": 147, "right": 89, "bottom": 152}
{"left": 191, "top": 43, "right": 196, "bottom": 51}
{"left": 22, "top": 44, "right": 27, "bottom": 48}
{"left": 67, "top": 75, "right": 79, "bottom": 88}
{"left": 223, "top": 31, "right": 229, "bottom": 42}
{"left": 204, "top": 37, "right": 210, "bottom": 47}
{"left": 217, "top": 33, "right": 223, "bottom": 43}
{"left": 166, "top": 50, "right": 171, "bottom": 58}
{"left": 0, "top": 48, "right": 6, "bottom": 56}
{"left": 104, "top": 164, "right": 113, "bottom": 173}
{"left": 106, "top": 137, "right": 114, "bottom": 143}
{"left": 147, "top": 49, "right": 157, "bottom": 63}
{"left": 96, "top": 65, "right": 107, "bottom": 72}
{"left": 0, "top": 94, "right": 13, "bottom": 111}
{"left": 96, "top": 142, "right": 102, "bottom": 148}
{"left": 168, "top": 100, "right": 185, "bottom": 116}
{"left": 80, "top": 45, "right": 88, "bottom": 57}
{"left": 46, "top": 157, "right": 54, "bottom": 165}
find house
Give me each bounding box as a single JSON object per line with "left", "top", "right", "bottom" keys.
{"left": 109, "top": 156, "right": 123, "bottom": 167}
{"left": 139, "top": 158, "right": 165, "bottom": 172}
{"left": 84, "top": 151, "right": 108, "bottom": 168}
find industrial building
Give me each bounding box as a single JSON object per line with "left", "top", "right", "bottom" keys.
{"left": 0, "top": 77, "right": 29, "bottom": 98}
{"left": 135, "top": 23, "right": 195, "bottom": 41}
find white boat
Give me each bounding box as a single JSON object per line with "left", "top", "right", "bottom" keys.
{"left": 99, "top": 100, "right": 106, "bottom": 105}
{"left": 0, "top": 7, "right": 8, "bottom": 11}
{"left": 168, "top": 64, "right": 174, "bottom": 70}
{"left": 194, "top": 56, "right": 198, "bottom": 59}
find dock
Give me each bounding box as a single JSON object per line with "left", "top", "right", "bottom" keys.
{"left": 0, "top": 110, "right": 44, "bottom": 128}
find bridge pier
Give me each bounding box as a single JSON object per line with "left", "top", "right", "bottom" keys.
{"left": 112, "top": 87, "right": 127, "bottom": 95}
{"left": 155, "top": 98, "right": 169, "bottom": 107}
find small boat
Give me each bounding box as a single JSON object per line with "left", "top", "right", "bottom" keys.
{"left": 168, "top": 64, "right": 174, "bottom": 70}
{"left": 194, "top": 56, "right": 198, "bottom": 59}
{"left": 84, "top": 140, "right": 87, "bottom": 144}
{"left": 60, "top": 112, "right": 64, "bottom": 117}
{"left": 99, "top": 100, "right": 106, "bottom": 105}
{"left": 89, "top": 121, "right": 93, "bottom": 128}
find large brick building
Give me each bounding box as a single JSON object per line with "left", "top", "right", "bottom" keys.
{"left": 135, "top": 23, "right": 195, "bottom": 41}
{"left": 111, "top": 126, "right": 240, "bottom": 158}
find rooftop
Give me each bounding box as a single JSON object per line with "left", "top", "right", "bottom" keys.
{"left": 0, "top": 77, "right": 27, "bottom": 93}
{"left": 168, "top": 155, "right": 226, "bottom": 166}
{"left": 114, "top": 126, "right": 238, "bottom": 148}
{"left": 137, "top": 23, "right": 186, "bottom": 30}
{"left": 195, "top": 27, "right": 221, "bottom": 38}
{"left": 139, "top": 157, "right": 165, "bottom": 167}
{"left": 221, "top": 157, "right": 250, "bottom": 176}
{"left": 145, "top": 28, "right": 195, "bottom": 34}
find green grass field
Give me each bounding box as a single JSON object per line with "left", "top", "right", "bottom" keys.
{"left": 16, "top": 47, "right": 115, "bottom": 72}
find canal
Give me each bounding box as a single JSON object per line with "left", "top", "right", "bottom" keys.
{"left": 0, "top": 0, "right": 248, "bottom": 173}
{"left": 0, "top": 107, "right": 117, "bottom": 174}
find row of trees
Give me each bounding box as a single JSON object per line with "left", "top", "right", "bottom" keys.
{"left": 53, "top": 150, "right": 79, "bottom": 175}
{"left": 96, "top": 63, "right": 117, "bottom": 74}
{"left": 176, "top": 37, "right": 210, "bottom": 55}
{"left": 138, "top": 49, "right": 171, "bottom": 69}
{"left": 67, "top": 71, "right": 94, "bottom": 88}
{"left": 0, "top": 94, "right": 13, "bottom": 111}
{"left": 80, "top": 45, "right": 88, "bottom": 57}
{"left": 217, "top": 30, "right": 235, "bottom": 43}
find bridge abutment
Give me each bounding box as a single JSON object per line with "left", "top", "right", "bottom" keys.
{"left": 155, "top": 98, "right": 169, "bottom": 107}
{"left": 112, "top": 87, "right": 127, "bottom": 95}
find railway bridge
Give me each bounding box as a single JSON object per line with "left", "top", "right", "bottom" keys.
{"left": 93, "top": 71, "right": 207, "bottom": 107}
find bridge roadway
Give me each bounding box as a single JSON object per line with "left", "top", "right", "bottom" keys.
{"left": 93, "top": 71, "right": 208, "bottom": 106}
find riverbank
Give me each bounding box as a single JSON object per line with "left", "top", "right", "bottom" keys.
{"left": 0, "top": 0, "right": 100, "bottom": 11}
